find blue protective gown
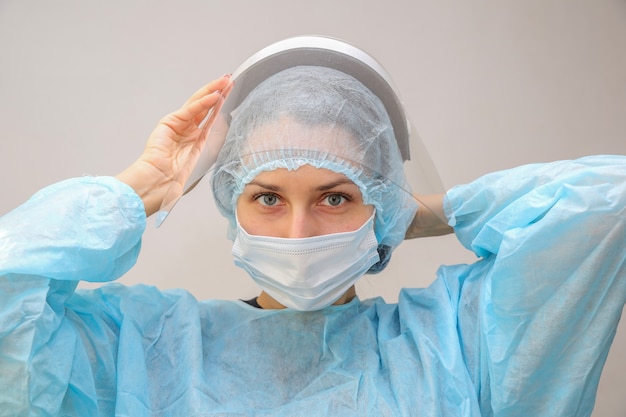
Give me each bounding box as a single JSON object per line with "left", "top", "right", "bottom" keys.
{"left": 0, "top": 155, "right": 624, "bottom": 417}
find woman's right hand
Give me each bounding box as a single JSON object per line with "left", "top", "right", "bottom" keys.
{"left": 116, "top": 75, "right": 233, "bottom": 217}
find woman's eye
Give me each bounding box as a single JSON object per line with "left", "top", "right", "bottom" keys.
{"left": 258, "top": 193, "right": 279, "bottom": 206}
{"left": 323, "top": 194, "right": 347, "bottom": 207}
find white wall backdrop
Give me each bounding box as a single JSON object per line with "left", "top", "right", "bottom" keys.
{"left": 1, "top": 1, "right": 624, "bottom": 415}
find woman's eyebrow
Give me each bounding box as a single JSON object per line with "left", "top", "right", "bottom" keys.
{"left": 246, "top": 180, "right": 282, "bottom": 192}
{"left": 317, "top": 179, "right": 355, "bottom": 191}
{"left": 246, "top": 178, "right": 354, "bottom": 192}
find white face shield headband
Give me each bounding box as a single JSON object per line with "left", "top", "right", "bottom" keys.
{"left": 232, "top": 212, "right": 379, "bottom": 311}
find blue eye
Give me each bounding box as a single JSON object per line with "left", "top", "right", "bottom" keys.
{"left": 324, "top": 194, "right": 347, "bottom": 206}
{"left": 259, "top": 193, "right": 279, "bottom": 206}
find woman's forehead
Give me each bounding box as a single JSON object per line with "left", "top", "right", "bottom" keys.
{"left": 241, "top": 116, "right": 362, "bottom": 160}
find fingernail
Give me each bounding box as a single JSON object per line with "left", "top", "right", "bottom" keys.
{"left": 222, "top": 73, "right": 232, "bottom": 78}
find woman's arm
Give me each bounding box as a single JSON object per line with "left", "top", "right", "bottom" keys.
{"left": 404, "top": 194, "right": 454, "bottom": 239}
{"left": 446, "top": 155, "right": 626, "bottom": 416}
{"left": 0, "top": 75, "right": 233, "bottom": 414}
{"left": 0, "top": 176, "right": 146, "bottom": 414}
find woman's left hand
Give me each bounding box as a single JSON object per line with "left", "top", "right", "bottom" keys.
{"left": 405, "top": 194, "right": 453, "bottom": 239}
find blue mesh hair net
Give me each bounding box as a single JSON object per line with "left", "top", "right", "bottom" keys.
{"left": 210, "top": 66, "right": 418, "bottom": 272}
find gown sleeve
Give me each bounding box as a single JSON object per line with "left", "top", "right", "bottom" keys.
{"left": 0, "top": 176, "right": 146, "bottom": 416}
{"left": 443, "top": 155, "right": 626, "bottom": 417}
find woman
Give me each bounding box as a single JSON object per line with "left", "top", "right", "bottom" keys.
{"left": 1, "top": 39, "right": 624, "bottom": 416}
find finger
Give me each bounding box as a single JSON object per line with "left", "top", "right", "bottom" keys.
{"left": 194, "top": 94, "right": 225, "bottom": 150}
{"left": 187, "top": 91, "right": 224, "bottom": 121}
{"left": 221, "top": 77, "right": 234, "bottom": 100}
{"left": 160, "top": 96, "right": 216, "bottom": 138}
{"left": 162, "top": 76, "right": 233, "bottom": 136}
{"left": 183, "top": 75, "right": 232, "bottom": 107}
{"left": 183, "top": 76, "right": 229, "bottom": 106}
{"left": 192, "top": 77, "right": 234, "bottom": 125}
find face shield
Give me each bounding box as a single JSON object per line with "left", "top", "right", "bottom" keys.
{"left": 158, "top": 35, "right": 444, "bottom": 272}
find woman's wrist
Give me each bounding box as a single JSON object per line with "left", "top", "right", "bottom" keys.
{"left": 115, "top": 160, "right": 170, "bottom": 217}
{"left": 405, "top": 194, "right": 453, "bottom": 239}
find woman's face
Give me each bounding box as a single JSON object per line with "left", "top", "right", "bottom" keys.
{"left": 234, "top": 116, "right": 373, "bottom": 238}
{"left": 236, "top": 164, "right": 374, "bottom": 238}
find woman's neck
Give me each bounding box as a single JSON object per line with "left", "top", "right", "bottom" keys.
{"left": 256, "top": 286, "right": 357, "bottom": 310}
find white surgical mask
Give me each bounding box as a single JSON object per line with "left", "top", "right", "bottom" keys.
{"left": 232, "top": 212, "right": 379, "bottom": 311}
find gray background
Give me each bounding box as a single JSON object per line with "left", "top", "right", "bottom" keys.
{"left": 1, "top": 1, "right": 624, "bottom": 415}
